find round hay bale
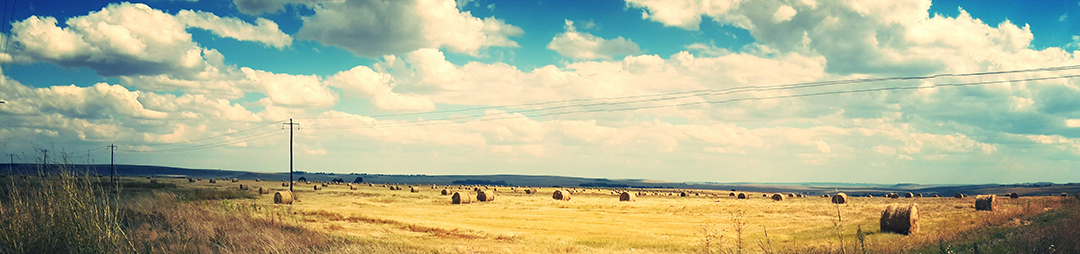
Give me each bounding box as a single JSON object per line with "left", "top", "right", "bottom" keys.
{"left": 273, "top": 191, "right": 293, "bottom": 204}
{"left": 822, "top": 194, "right": 830, "bottom": 198}
{"left": 396, "top": 186, "right": 403, "bottom": 190}
{"left": 954, "top": 193, "right": 964, "bottom": 198}
{"left": 832, "top": 193, "right": 848, "bottom": 204}
{"left": 232, "top": 178, "right": 239, "bottom": 183}
{"left": 975, "top": 195, "right": 996, "bottom": 211}
{"left": 904, "top": 192, "right": 914, "bottom": 198}
{"left": 931, "top": 194, "right": 941, "bottom": 197}
{"left": 411, "top": 186, "right": 419, "bottom": 193}
{"left": 239, "top": 184, "right": 249, "bottom": 190}
{"left": 797, "top": 194, "right": 805, "bottom": 198}
{"left": 350, "top": 185, "right": 358, "bottom": 190}
{"left": 787, "top": 193, "right": 795, "bottom": 198}
{"left": 729, "top": 192, "right": 736, "bottom": 197}
{"left": 525, "top": 189, "right": 536, "bottom": 194}
{"left": 259, "top": 187, "right": 270, "bottom": 194}
{"left": 1062, "top": 192, "right": 1068, "bottom": 197}
{"left": 553, "top": 190, "right": 572, "bottom": 201}
{"left": 389, "top": 186, "right": 396, "bottom": 190}
{"left": 762, "top": 194, "right": 768, "bottom": 198}
{"left": 915, "top": 193, "right": 922, "bottom": 198}
{"left": 680, "top": 192, "right": 688, "bottom": 197}
{"left": 879, "top": 204, "right": 919, "bottom": 235}
{"left": 1009, "top": 192, "right": 1019, "bottom": 199}
{"left": 477, "top": 190, "right": 495, "bottom": 202}
{"left": 620, "top": 192, "right": 635, "bottom": 201}
{"left": 196, "top": 178, "right": 201, "bottom": 181}
{"left": 888, "top": 193, "right": 899, "bottom": 198}
{"left": 771, "top": 193, "right": 784, "bottom": 201}
{"left": 368, "top": 183, "right": 373, "bottom": 187}
{"left": 737, "top": 193, "right": 748, "bottom": 199}
{"left": 209, "top": 179, "right": 217, "bottom": 183}
{"left": 256, "top": 179, "right": 261, "bottom": 182}
{"left": 441, "top": 189, "right": 450, "bottom": 195}
{"left": 187, "top": 178, "right": 195, "bottom": 183}
{"left": 282, "top": 182, "right": 289, "bottom": 187}
{"left": 321, "top": 183, "right": 329, "bottom": 187}
{"left": 313, "top": 185, "right": 322, "bottom": 191}
{"left": 452, "top": 192, "right": 475, "bottom": 204}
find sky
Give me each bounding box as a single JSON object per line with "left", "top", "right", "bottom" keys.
{"left": 2, "top": 0, "right": 1080, "bottom": 184}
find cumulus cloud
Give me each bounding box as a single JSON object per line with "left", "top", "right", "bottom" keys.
{"left": 547, "top": 20, "right": 641, "bottom": 60}
{"left": 11, "top": 2, "right": 292, "bottom": 78}
{"left": 175, "top": 10, "right": 293, "bottom": 49}
{"left": 277, "top": 0, "right": 523, "bottom": 57}
{"left": 625, "top": 0, "right": 1039, "bottom": 76}
{"left": 240, "top": 67, "right": 337, "bottom": 108}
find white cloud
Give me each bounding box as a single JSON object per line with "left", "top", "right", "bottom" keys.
{"left": 11, "top": 2, "right": 291, "bottom": 78}
{"left": 175, "top": 10, "right": 292, "bottom": 49}
{"left": 772, "top": 5, "right": 797, "bottom": 23}
{"left": 289, "top": 0, "right": 523, "bottom": 57}
{"left": 547, "top": 20, "right": 641, "bottom": 60}
{"left": 240, "top": 67, "right": 337, "bottom": 108}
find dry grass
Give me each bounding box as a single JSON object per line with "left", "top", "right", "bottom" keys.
{"left": 3, "top": 174, "right": 1070, "bottom": 254}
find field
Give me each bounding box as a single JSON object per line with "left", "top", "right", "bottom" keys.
{"left": 1, "top": 173, "right": 1076, "bottom": 253}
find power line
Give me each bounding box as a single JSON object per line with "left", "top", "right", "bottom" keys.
{"left": 121, "top": 128, "right": 283, "bottom": 153}
{"left": 308, "top": 73, "right": 1080, "bottom": 130}
{"left": 296, "top": 64, "right": 1080, "bottom": 121}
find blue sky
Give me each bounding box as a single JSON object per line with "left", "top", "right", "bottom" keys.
{"left": 3, "top": 0, "right": 1080, "bottom": 184}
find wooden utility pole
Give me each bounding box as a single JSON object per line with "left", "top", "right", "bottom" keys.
{"left": 108, "top": 144, "right": 117, "bottom": 182}
{"left": 283, "top": 119, "right": 300, "bottom": 193}
{"left": 41, "top": 149, "right": 47, "bottom": 169}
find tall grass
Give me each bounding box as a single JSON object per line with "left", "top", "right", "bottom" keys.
{"left": 0, "top": 166, "right": 135, "bottom": 253}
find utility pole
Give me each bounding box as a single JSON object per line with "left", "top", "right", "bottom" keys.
{"left": 8, "top": 154, "right": 13, "bottom": 174}
{"left": 41, "top": 149, "right": 48, "bottom": 169}
{"left": 108, "top": 144, "right": 117, "bottom": 182}
{"left": 283, "top": 119, "right": 300, "bottom": 193}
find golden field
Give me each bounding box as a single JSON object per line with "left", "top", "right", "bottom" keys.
{"left": 180, "top": 177, "right": 1063, "bottom": 253}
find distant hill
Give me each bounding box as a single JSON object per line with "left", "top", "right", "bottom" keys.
{"left": 3, "top": 163, "right": 1078, "bottom": 196}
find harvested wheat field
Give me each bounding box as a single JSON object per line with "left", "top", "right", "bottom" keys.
{"left": 149, "top": 177, "right": 1067, "bottom": 253}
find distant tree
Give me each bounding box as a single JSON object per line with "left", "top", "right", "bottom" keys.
{"left": 298, "top": 177, "right": 307, "bottom": 182}
{"left": 353, "top": 177, "right": 363, "bottom": 183}
{"left": 331, "top": 178, "right": 344, "bottom": 183}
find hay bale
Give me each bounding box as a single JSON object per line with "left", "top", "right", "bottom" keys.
{"left": 187, "top": 178, "right": 195, "bottom": 183}
{"left": 196, "top": 178, "right": 201, "bottom": 181}
{"left": 209, "top": 179, "right": 217, "bottom": 183}
{"left": 680, "top": 192, "right": 688, "bottom": 197}
{"left": 441, "top": 189, "right": 449, "bottom": 195}
{"left": 904, "top": 192, "right": 914, "bottom": 198}
{"left": 553, "top": 190, "right": 572, "bottom": 201}
{"left": 620, "top": 192, "right": 635, "bottom": 201}
{"left": 477, "top": 190, "right": 495, "bottom": 202}
{"left": 525, "top": 189, "right": 536, "bottom": 194}
{"left": 368, "top": 183, "right": 373, "bottom": 187}
{"left": 771, "top": 193, "right": 784, "bottom": 201}
{"left": 880, "top": 204, "right": 919, "bottom": 235}
{"left": 232, "top": 178, "right": 239, "bottom": 183}
{"left": 832, "top": 193, "right": 848, "bottom": 204}
{"left": 259, "top": 187, "right": 270, "bottom": 194}
{"left": 788, "top": 193, "right": 795, "bottom": 198}
{"left": 797, "top": 194, "right": 805, "bottom": 198}
{"left": 1010, "top": 192, "right": 1019, "bottom": 199}
{"left": 931, "top": 194, "right": 941, "bottom": 197}
{"left": 729, "top": 192, "right": 736, "bottom": 197}
{"left": 256, "top": 179, "right": 261, "bottom": 182}
{"left": 322, "top": 183, "right": 329, "bottom": 187}
{"left": 273, "top": 191, "right": 293, "bottom": 204}
{"left": 888, "top": 193, "right": 899, "bottom": 198}
{"left": 150, "top": 179, "right": 158, "bottom": 184}
{"left": 975, "top": 195, "right": 996, "bottom": 211}
{"left": 452, "top": 192, "right": 475, "bottom": 204}
{"left": 737, "top": 193, "right": 748, "bottom": 199}
{"left": 954, "top": 193, "right": 964, "bottom": 198}
{"left": 282, "top": 182, "right": 289, "bottom": 187}
{"left": 313, "top": 185, "right": 322, "bottom": 191}
{"left": 239, "top": 184, "right": 249, "bottom": 190}
{"left": 822, "top": 194, "right": 830, "bottom": 198}
{"left": 390, "top": 186, "right": 396, "bottom": 190}
{"left": 915, "top": 193, "right": 922, "bottom": 198}
{"left": 350, "top": 185, "right": 358, "bottom": 190}
{"left": 1062, "top": 193, "right": 1068, "bottom": 197}
{"left": 411, "top": 186, "right": 419, "bottom": 193}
